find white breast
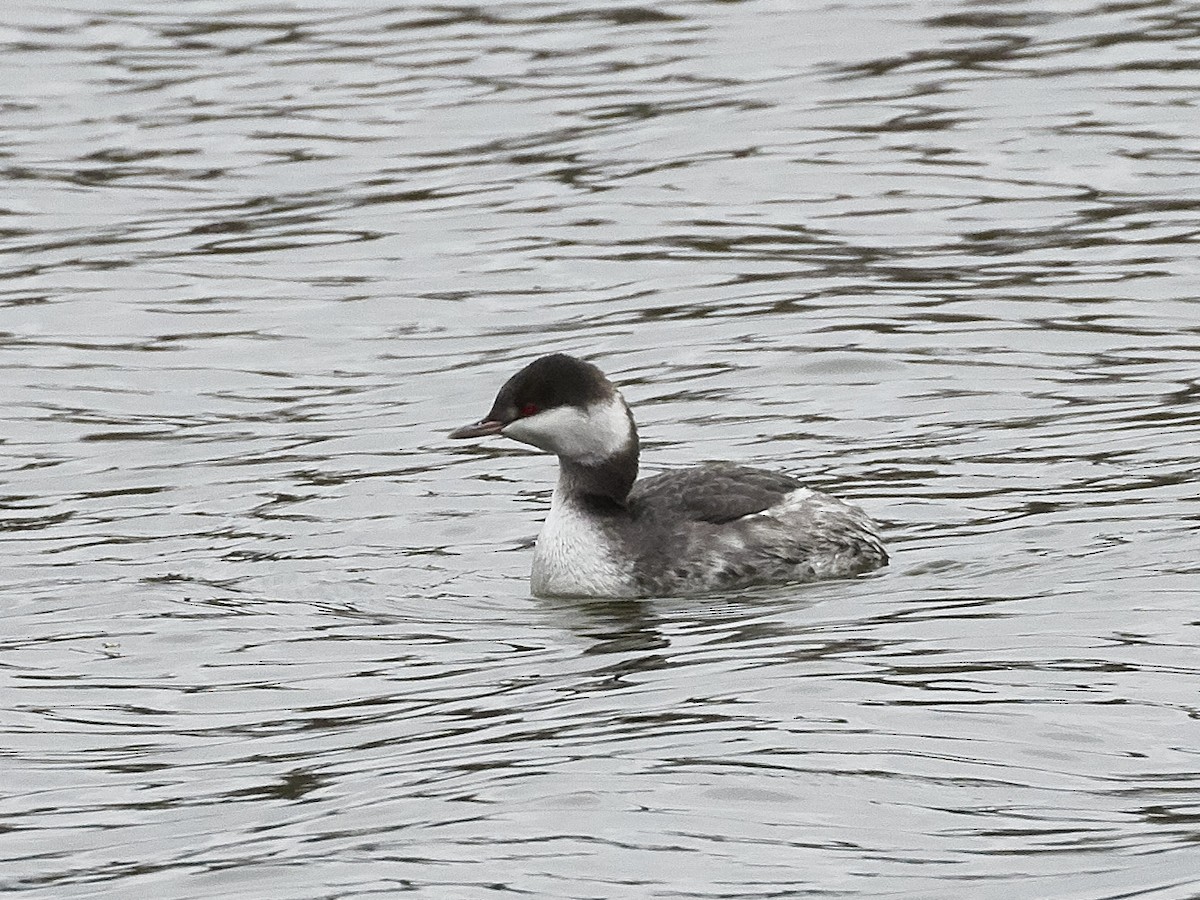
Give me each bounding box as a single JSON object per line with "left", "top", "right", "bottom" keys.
{"left": 530, "top": 489, "right": 635, "bottom": 598}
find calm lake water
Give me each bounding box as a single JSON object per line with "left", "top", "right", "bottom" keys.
{"left": 3, "top": 0, "right": 1199, "bottom": 897}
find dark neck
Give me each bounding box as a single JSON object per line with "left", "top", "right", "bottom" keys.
{"left": 558, "top": 443, "right": 639, "bottom": 512}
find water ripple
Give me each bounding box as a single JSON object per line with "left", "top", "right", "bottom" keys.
{"left": 2, "top": 0, "right": 1199, "bottom": 897}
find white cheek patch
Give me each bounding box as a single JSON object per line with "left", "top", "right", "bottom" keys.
{"left": 502, "top": 408, "right": 575, "bottom": 453}
{"left": 502, "top": 396, "right": 632, "bottom": 462}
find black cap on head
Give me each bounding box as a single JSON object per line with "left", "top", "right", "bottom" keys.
{"left": 449, "top": 354, "right": 614, "bottom": 439}
{"left": 490, "top": 354, "right": 612, "bottom": 418}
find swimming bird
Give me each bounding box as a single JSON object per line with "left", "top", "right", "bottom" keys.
{"left": 450, "top": 354, "right": 886, "bottom": 597}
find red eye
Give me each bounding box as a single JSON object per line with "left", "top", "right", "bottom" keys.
{"left": 520, "top": 402, "right": 539, "bottom": 417}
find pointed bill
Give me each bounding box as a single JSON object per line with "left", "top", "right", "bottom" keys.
{"left": 449, "top": 418, "right": 506, "bottom": 439}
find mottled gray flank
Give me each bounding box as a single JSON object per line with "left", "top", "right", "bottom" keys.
{"left": 621, "top": 464, "right": 887, "bottom": 596}
{"left": 630, "top": 463, "right": 827, "bottom": 523}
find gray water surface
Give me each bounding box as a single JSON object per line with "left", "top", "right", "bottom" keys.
{"left": 3, "top": 1, "right": 1199, "bottom": 898}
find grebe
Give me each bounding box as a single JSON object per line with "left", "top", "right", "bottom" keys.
{"left": 450, "top": 354, "right": 886, "bottom": 597}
